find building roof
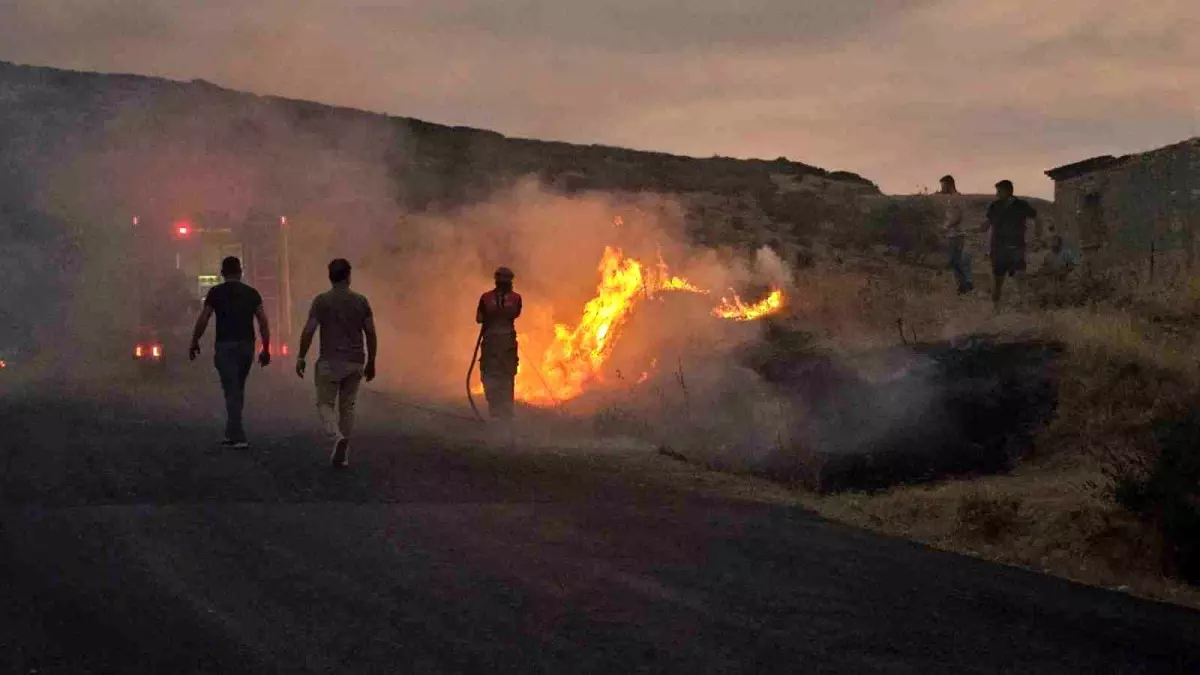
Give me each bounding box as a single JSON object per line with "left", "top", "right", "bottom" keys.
{"left": 1044, "top": 155, "right": 1123, "bottom": 181}
{"left": 1045, "top": 137, "right": 1200, "bottom": 182}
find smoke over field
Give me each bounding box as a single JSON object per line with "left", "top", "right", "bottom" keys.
{"left": 0, "top": 61, "right": 1058, "bottom": 498}
{"left": 349, "top": 182, "right": 792, "bottom": 402}
{"left": 0, "top": 63, "right": 794, "bottom": 417}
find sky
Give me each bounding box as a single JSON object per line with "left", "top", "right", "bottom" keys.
{"left": 1, "top": 0, "right": 1197, "bottom": 198}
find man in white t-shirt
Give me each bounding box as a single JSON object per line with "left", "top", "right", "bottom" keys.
{"left": 936, "top": 174, "right": 974, "bottom": 294}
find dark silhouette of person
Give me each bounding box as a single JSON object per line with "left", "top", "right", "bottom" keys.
{"left": 475, "top": 266, "right": 522, "bottom": 420}
{"left": 980, "top": 180, "right": 1041, "bottom": 308}
{"left": 189, "top": 256, "right": 271, "bottom": 448}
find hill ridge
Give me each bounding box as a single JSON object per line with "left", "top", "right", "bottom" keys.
{"left": 0, "top": 59, "right": 878, "bottom": 199}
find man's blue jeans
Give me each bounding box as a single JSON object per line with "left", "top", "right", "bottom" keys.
{"left": 948, "top": 235, "right": 974, "bottom": 293}
{"left": 214, "top": 341, "right": 255, "bottom": 442}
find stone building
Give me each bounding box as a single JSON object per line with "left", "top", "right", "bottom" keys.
{"left": 1044, "top": 138, "right": 1200, "bottom": 269}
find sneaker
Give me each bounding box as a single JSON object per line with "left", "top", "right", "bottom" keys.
{"left": 330, "top": 438, "right": 349, "bottom": 469}
{"left": 218, "top": 438, "right": 238, "bottom": 448}
{"left": 233, "top": 440, "right": 250, "bottom": 450}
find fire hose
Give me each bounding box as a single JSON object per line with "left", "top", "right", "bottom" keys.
{"left": 466, "top": 329, "right": 560, "bottom": 421}
{"left": 465, "top": 327, "right": 485, "bottom": 422}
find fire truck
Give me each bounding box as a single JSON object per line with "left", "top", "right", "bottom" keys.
{"left": 131, "top": 211, "right": 295, "bottom": 370}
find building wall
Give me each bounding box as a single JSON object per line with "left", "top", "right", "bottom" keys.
{"left": 1051, "top": 139, "right": 1200, "bottom": 271}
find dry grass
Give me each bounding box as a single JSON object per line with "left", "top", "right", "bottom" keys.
{"left": 566, "top": 251, "right": 1200, "bottom": 606}
{"left": 776, "top": 261, "right": 1200, "bottom": 608}
{"left": 797, "top": 463, "right": 1200, "bottom": 609}
{"left": 660, "top": 199, "right": 1200, "bottom": 603}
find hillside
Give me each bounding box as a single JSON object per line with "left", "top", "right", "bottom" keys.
{"left": 0, "top": 60, "right": 877, "bottom": 223}
{"left": 7, "top": 60, "right": 1075, "bottom": 272}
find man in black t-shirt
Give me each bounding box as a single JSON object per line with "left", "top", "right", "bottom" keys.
{"left": 189, "top": 256, "right": 271, "bottom": 448}
{"left": 980, "top": 179, "right": 1041, "bottom": 308}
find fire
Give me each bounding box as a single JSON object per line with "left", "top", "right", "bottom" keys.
{"left": 654, "top": 254, "right": 709, "bottom": 294}
{"left": 478, "top": 246, "right": 786, "bottom": 407}
{"left": 515, "top": 247, "right": 649, "bottom": 405}
{"left": 658, "top": 275, "right": 708, "bottom": 293}
{"left": 712, "top": 289, "right": 785, "bottom": 322}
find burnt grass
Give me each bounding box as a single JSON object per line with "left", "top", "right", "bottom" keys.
{"left": 745, "top": 329, "right": 1063, "bottom": 493}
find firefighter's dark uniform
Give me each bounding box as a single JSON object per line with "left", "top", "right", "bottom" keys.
{"left": 476, "top": 277, "right": 522, "bottom": 420}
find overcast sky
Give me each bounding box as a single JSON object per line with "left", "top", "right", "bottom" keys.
{"left": 1, "top": 0, "right": 1197, "bottom": 197}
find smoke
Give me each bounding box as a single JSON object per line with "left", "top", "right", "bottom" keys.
{"left": 348, "top": 179, "right": 772, "bottom": 401}
{"left": 750, "top": 245, "right": 794, "bottom": 292}
{"left": 0, "top": 66, "right": 1053, "bottom": 499}
{"left": 1, "top": 73, "right": 414, "bottom": 376}
{"left": 1, "top": 65, "right": 928, "bottom": 474}
{"left": 0, "top": 67, "right": 803, "bottom": 458}
{"left": 0, "top": 65, "right": 794, "bottom": 409}
{"left": 0, "top": 66, "right": 944, "bottom": 492}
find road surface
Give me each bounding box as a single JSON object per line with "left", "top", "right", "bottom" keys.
{"left": 2, "top": 372, "right": 1199, "bottom": 674}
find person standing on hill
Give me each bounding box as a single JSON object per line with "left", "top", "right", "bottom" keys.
{"left": 296, "top": 258, "right": 378, "bottom": 469}
{"left": 189, "top": 256, "right": 271, "bottom": 448}
{"left": 980, "top": 179, "right": 1041, "bottom": 308}
{"left": 1036, "top": 235, "right": 1079, "bottom": 308}
{"left": 936, "top": 174, "right": 973, "bottom": 294}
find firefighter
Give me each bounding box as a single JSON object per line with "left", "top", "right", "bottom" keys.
{"left": 476, "top": 266, "right": 522, "bottom": 420}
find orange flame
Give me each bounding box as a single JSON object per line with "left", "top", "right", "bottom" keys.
{"left": 515, "top": 247, "right": 647, "bottom": 405}
{"left": 658, "top": 276, "right": 708, "bottom": 293}
{"left": 712, "top": 289, "right": 785, "bottom": 322}
{"left": 477, "top": 247, "right": 785, "bottom": 407}
{"left": 654, "top": 253, "right": 709, "bottom": 295}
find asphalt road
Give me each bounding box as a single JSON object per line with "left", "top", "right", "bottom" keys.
{"left": 2, "top": 370, "right": 1200, "bottom": 674}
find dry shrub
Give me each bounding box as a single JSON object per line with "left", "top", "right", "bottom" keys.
{"left": 765, "top": 249, "right": 1200, "bottom": 601}
{"left": 786, "top": 258, "right": 963, "bottom": 349}
{"left": 1034, "top": 309, "right": 1199, "bottom": 468}
{"left": 801, "top": 467, "right": 1200, "bottom": 606}
{"left": 1109, "top": 414, "right": 1200, "bottom": 583}
{"left": 1045, "top": 309, "right": 1198, "bottom": 372}
{"left": 957, "top": 490, "right": 1023, "bottom": 542}
{"left": 833, "top": 196, "right": 941, "bottom": 258}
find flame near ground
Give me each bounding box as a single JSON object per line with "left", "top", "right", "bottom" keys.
{"left": 482, "top": 246, "right": 786, "bottom": 407}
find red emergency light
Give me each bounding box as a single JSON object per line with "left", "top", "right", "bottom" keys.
{"left": 262, "top": 343, "right": 290, "bottom": 357}
{"left": 134, "top": 344, "right": 163, "bottom": 359}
